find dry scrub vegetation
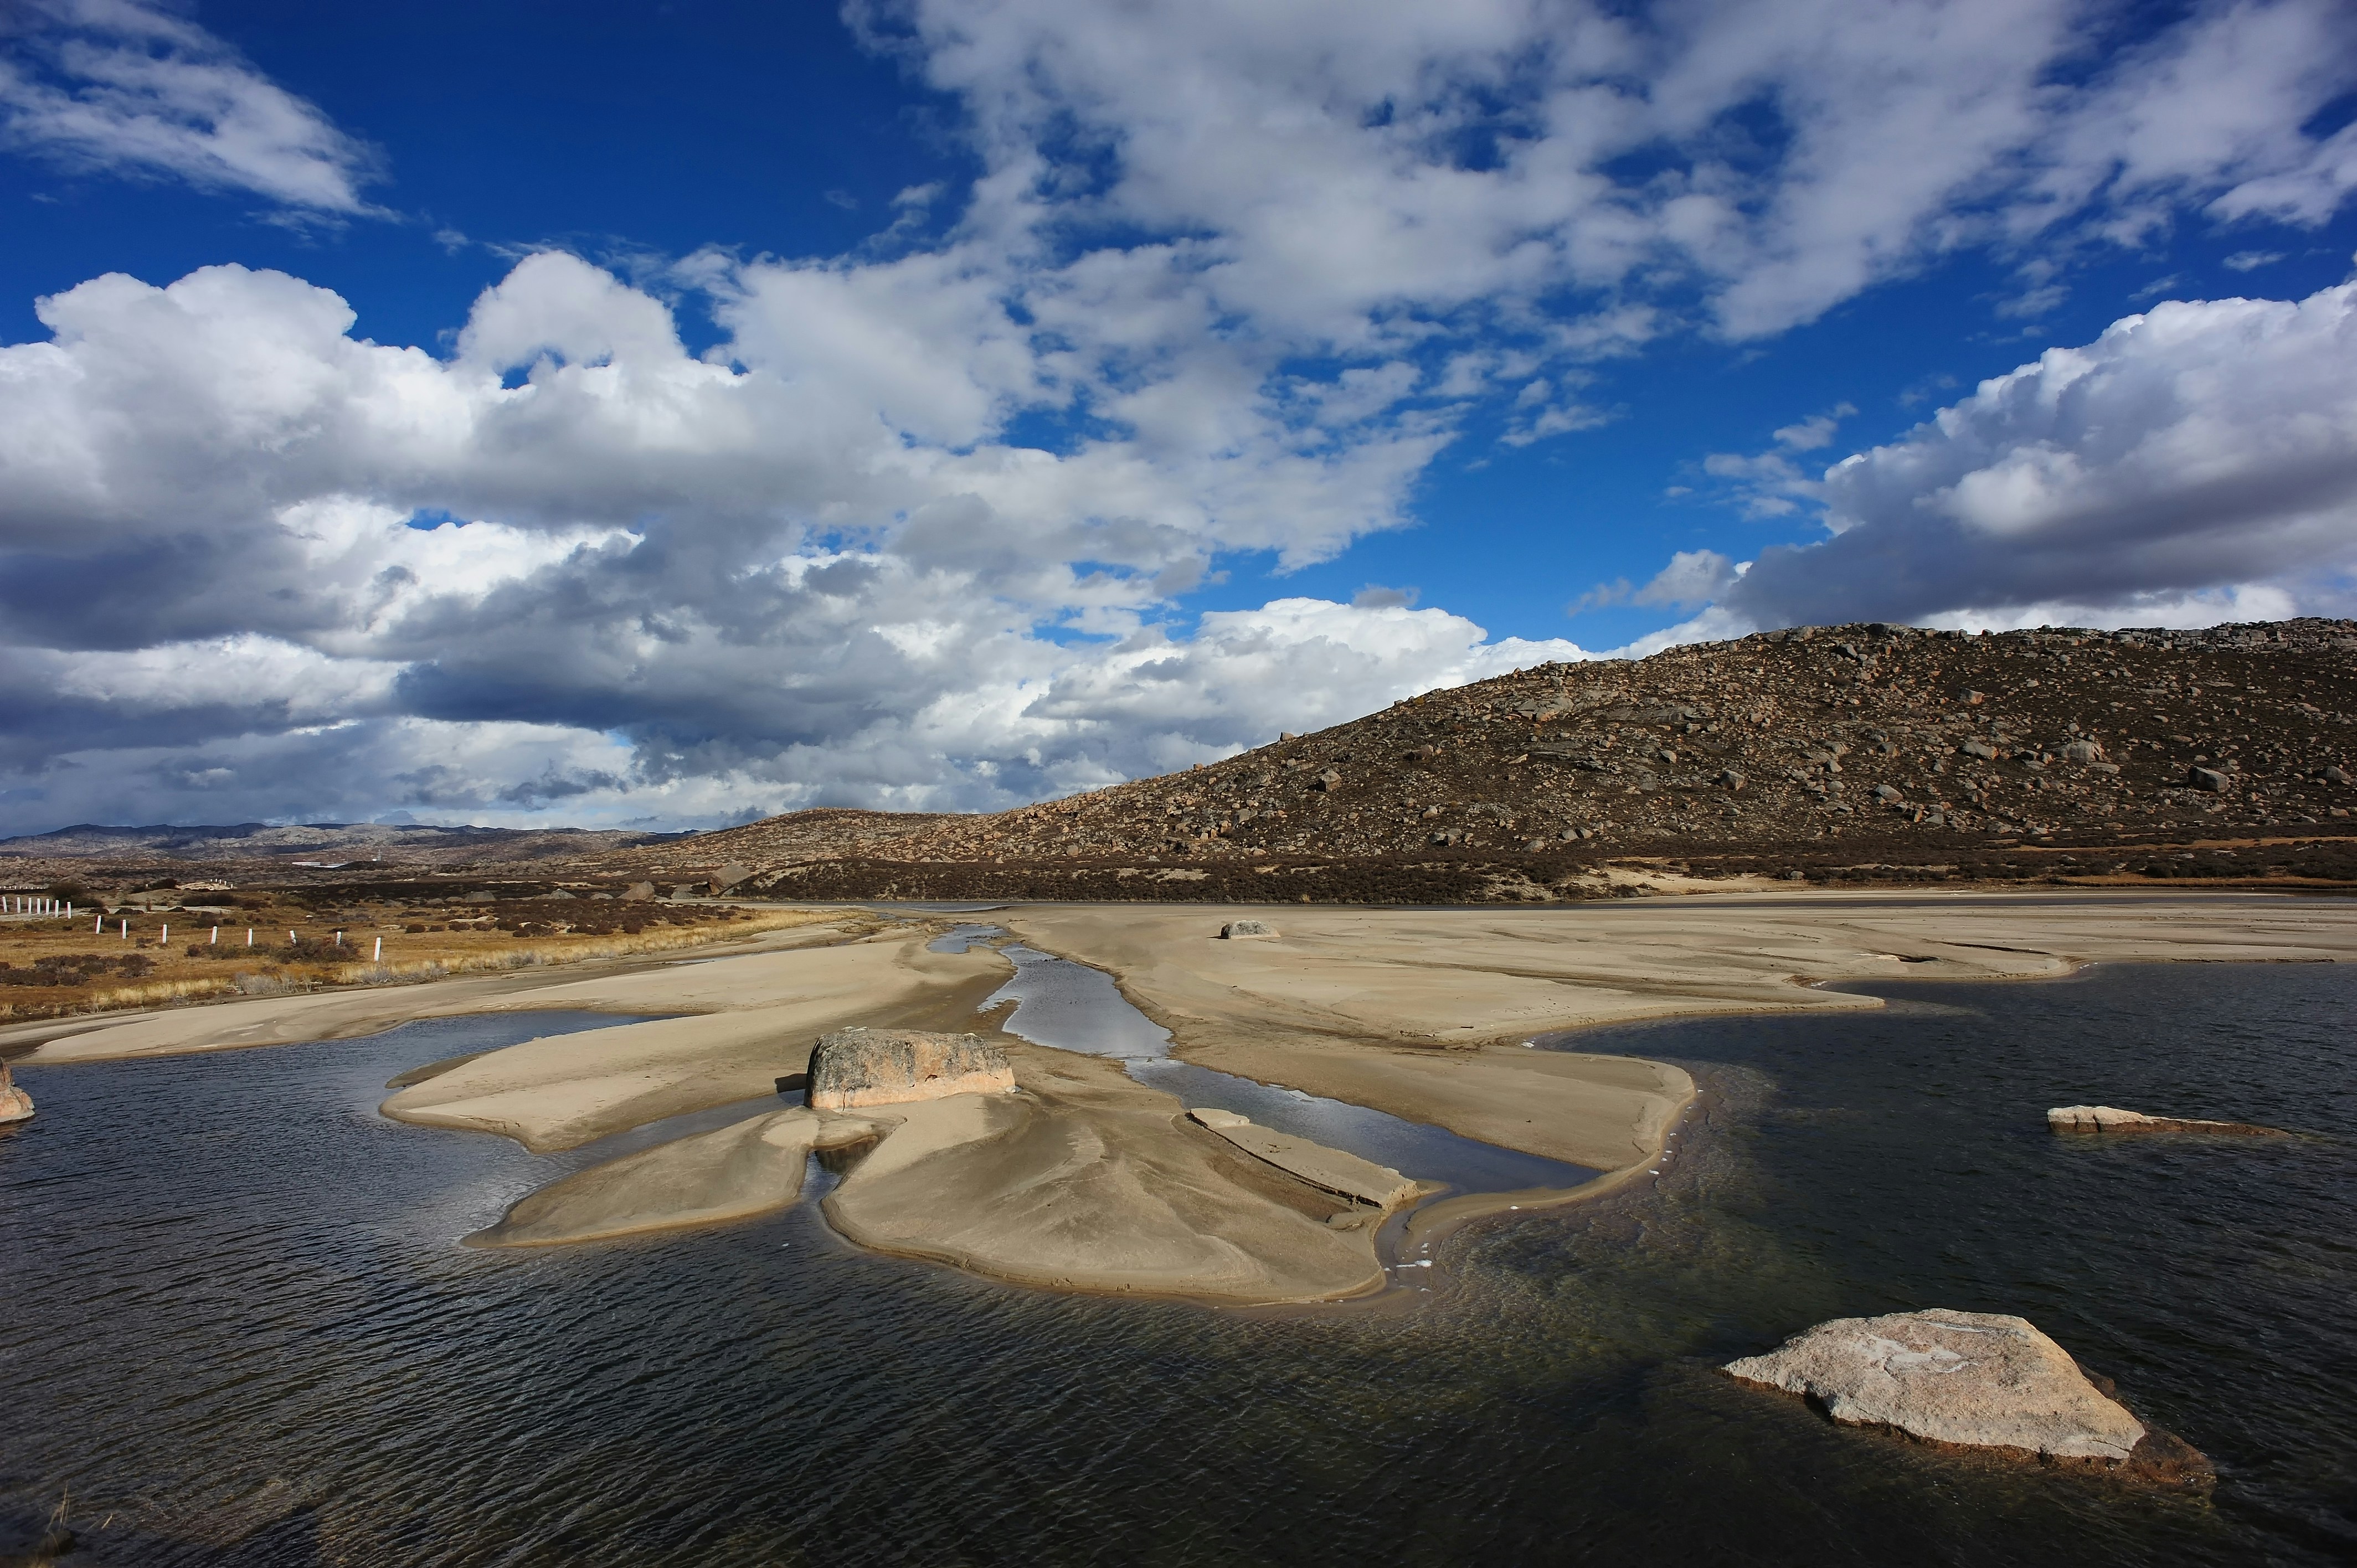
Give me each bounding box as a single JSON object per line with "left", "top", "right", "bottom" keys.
{"left": 0, "top": 896, "right": 846, "bottom": 1020}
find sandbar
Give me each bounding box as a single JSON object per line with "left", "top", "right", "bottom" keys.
{"left": 13, "top": 890, "right": 2354, "bottom": 1306}
{"left": 468, "top": 1106, "right": 882, "bottom": 1247}
{"left": 821, "top": 1045, "right": 1391, "bottom": 1303}
{"left": 377, "top": 931, "right": 1010, "bottom": 1148}
{"left": 997, "top": 893, "right": 2357, "bottom": 1172}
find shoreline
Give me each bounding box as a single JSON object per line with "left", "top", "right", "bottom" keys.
{"left": 11, "top": 890, "right": 2355, "bottom": 1307}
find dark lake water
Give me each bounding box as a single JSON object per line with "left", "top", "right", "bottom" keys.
{"left": 2, "top": 963, "right": 2352, "bottom": 1566}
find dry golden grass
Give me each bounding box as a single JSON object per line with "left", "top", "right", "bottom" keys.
{"left": 0, "top": 905, "right": 852, "bottom": 1020}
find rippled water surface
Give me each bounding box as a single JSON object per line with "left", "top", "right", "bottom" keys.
{"left": 3, "top": 964, "right": 2353, "bottom": 1566}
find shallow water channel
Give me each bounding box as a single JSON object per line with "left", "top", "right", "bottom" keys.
{"left": 958, "top": 932, "right": 1601, "bottom": 1225}
{"left": 3, "top": 961, "right": 2353, "bottom": 1565}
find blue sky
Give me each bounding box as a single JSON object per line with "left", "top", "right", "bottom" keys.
{"left": 3, "top": 0, "right": 2356, "bottom": 833}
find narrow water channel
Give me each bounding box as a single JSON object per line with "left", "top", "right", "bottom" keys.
{"left": 958, "top": 930, "right": 1602, "bottom": 1213}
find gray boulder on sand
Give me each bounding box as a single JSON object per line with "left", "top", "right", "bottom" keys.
{"left": 806, "top": 1027, "right": 1016, "bottom": 1111}
{"left": 1723, "top": 1309, "right": 2209, "bottom": 1484}
{"left": 1219, "top": 919, "right": 1280, "bottom": 940}
{"left": 2049, "top": 1104, "right": 2287, "bottom": 1136}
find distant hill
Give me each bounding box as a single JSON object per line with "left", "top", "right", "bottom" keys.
{"left": 0, "top": 820, "right": 693, "bottom": 867}
{"left": 593, "top": 618, "right": 2357, "bottom": 902}
{"left": 12, "top": 620, "right": 2354, "bottom": 902}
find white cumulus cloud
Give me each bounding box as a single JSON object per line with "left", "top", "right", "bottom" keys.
{"left": 0, "top": 0, "right": 383, "bottom": 212}
{"left": 5, "top": 1, "right": 2357, "bottom": 832}
{"left": 1701, "top": 282, "right": 2357, "bottom": 629}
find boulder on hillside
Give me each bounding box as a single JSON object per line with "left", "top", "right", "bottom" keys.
{"left": 1724, "top": 1308, "right": 2209, "bottom": 1484}
{"left": 2048, "top": 1104, "right": 2287, "bottom": 1136}
{"left": 806, "top": 1028, "right": 1016, "bottom": 1111}
{"left": 1220, "top": 920, "right": 1280, "bottom": 940}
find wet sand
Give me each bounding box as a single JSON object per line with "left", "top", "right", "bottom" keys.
{"left": 16, "top": 891, "right": 2356, "bottom": 1306}
{"left": 822, "top": 1045, "right": 1394, "bottom": 1303}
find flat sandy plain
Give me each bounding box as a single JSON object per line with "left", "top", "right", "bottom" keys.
{"left": 10, "top": 892, "right": 2355, "bottom": 1303}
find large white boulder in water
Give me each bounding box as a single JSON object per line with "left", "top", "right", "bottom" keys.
{"left": 1724, "top": 1309, "right": 2206, "bottom": 1481}
{"left": 806, "top": 1028, "right": 1016, "bottom": 1111}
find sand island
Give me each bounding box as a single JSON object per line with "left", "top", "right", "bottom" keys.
{"left": 8, "top": 889, "right": 2353, "bottom": 1306}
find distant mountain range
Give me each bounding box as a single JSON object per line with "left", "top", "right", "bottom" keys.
{"left": 0, "top": 821, "right": 694, "bottom": 866}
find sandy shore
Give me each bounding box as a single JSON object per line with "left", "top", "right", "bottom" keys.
{"left": 822, "top": 1045, "right": 1393, "bottom": 1303}
{"left": 376, "top": 932, "right": 1008, "bottom": 1149}
{"left": 15, "top": 891, "right": 2354, "bottom": 1306}
{"left": 999, "top": 893, "right": 2357, "bottom": 1172}
{"left": 3, "top": 919, "right": 874, "bottom": 1064}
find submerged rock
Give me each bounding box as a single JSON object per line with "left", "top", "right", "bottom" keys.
{"left": 2048, "top": 1104, "right": 2287, "bottom": 1136}
{"left": 1219, "top": 919, "right": 1280, "bottom": 940}
{"left": 806, "top": 1027, "right": 1016, "bottom": 1111}
{"left": 0, "top": 1061, "right": 31, "bottom": 1124}
{"left": 1724, "top": 1308, "right": 2209, "bottom": 1483}
{"left": 1186, "top": 1107, "right": 1419, "bottom": 1208}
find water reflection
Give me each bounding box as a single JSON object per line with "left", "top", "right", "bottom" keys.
{"left": 982, "top": 942, "right": 1174, "bottom": 1057}
{"left": 4, "top": 966, "right": 2350, "bottom": 1564}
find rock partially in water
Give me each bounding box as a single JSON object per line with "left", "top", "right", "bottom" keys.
{"left": 1723, "top": 1308, "right": 2209, "bottom": 1483}
{"left": 807, "top": 1027, "right": 1015, "bottom": 1111}
{"left": 0, "top": 1062, "right": 32, "bottom": 1124}
{"left": 1219, "top": 919, "right": 1280, "bottom": 940}
{"left": 2048, "top": 1104, "right": 2287, "bottom": 1136}
{"left": 1186, "top": 1107, "right": 1421, "bottom": 1209}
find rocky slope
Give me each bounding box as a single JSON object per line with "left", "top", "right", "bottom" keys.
{"left": 605, "top": 618, "right": 2357, "bottom": 902}
{"left": 16, "top": 619, "right": 2350, "bottom": 905}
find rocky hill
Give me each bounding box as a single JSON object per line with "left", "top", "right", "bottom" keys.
{"left": 600, "top": 617, "right": 2357, "bottom": 902}
{"left": 611, "top": 807, "right": 950, "bottom": 867}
